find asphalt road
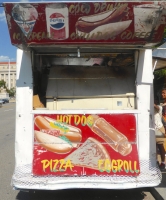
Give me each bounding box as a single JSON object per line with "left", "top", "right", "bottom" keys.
{"left": 0, "top": 102, "right": 162, "bottom": 200}
{"left": 0, "top": 102, "right": 18, "bottom": 199}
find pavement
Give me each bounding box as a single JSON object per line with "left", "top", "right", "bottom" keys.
{"left": 9, "top": 99, "right": 15, "bottom": 103}
{"left": 150, "top": 171, "right": 166, "bottom": 200}
{"left": 150, "top": 155, "right": 166, "bottom": 200}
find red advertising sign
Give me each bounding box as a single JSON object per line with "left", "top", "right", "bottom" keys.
{"left": 3, "top": 2, "right": 166, "bottom": 48}
{"left": 33, "top": 113, "right": 140, "bottom": 176}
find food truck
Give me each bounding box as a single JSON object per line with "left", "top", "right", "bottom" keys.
{"left": 3, "top": 1, "right": 166, "bottom": 190}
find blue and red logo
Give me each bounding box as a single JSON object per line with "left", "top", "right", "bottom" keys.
{"left": 50, "top": 13, "right": 65, "bottom": 30}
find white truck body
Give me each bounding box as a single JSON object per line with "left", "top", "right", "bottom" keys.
{"left": 3, "top": 1, "right": 166, "bottom": 190}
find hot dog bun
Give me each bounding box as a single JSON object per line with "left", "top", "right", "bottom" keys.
{"left": 34, "top": 116, "right": 82, "bottom": 147}
{"left": 65, "top": 137, "right": 111, "bottom": 170}
{"left": 34, "top": 130, "right": 73, "bottom": 154}
{"left": 77, "top": 20, "right": 132, "bottom": 40}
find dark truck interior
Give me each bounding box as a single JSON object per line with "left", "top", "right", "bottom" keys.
{"left": 30, "top": 46, "right": 136, "bottom": 110}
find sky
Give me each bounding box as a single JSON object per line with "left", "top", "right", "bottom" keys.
{"left": 0, "top": 0, "right": 49, "bottom": 62}
{"left": 0, "top": 0, "right": 33, "bottom": 62}
{"left": 0, "top": 0, "right": 17, "bottom": 61}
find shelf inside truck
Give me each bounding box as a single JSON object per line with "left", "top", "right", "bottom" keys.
{"left": 46, "top": 65, "right": 136, "bottom": 110}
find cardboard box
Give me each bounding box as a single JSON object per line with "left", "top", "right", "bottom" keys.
{"left": 33, "top": 95, "right": 44, "bottom": 109}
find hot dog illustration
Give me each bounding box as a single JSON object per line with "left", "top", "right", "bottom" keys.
{"left": 34, "top": 116, "right": 82, "bottom": 147}
{"left": 34, "top": 130, "right": 73, "bottom": 154}
{"left": 75, "top": 4, "right": 131, "bottom": 39}
{"left": 87, "top": 115, "right": 132, "bottom": 156}
{"left": 76, "top": 4, "right": 128, "bottom": 33}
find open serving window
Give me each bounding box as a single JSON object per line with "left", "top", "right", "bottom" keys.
{"left": 32, "top": 49, "right": 136, "bottom": 111}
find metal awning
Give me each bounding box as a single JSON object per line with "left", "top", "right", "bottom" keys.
{"left": 3, "top": 1, "right": 166, "bottom": 50}
{"left": 152, "top": 42, "right": 166, "bottom": 70}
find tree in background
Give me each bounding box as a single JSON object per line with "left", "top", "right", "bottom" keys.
{"left": 6, "top": 87, "right": 16, "bottom": 97}
{"left": 154, "top": 69, "right": 166, "bottom": 80}
{"left": 0, "top": 80, "right": 7, "bottom": 92}
{"left": 0, "top": 80, "right": 16, "bottom": 97}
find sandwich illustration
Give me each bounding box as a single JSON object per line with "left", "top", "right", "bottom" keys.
{"left": 34, "top": 115, "right": 82, "bottom": 147}
{"left": 34, "top": 115, "right": 82, "bottom": 154}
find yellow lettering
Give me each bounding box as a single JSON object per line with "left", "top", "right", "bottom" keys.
{"left": 144, "top": 32, "right": 151, "bottom": 38}
{"left": 105, "top": 159, "right": 111, "bottom": 172}
{"left": 98, "top": 159, "right": 104, "bottom": 172}
{"left": 77, "top": 32, "right": 87, "bottom": 39}
{"left": 132, "top": 32, "right": 140, "bottom": 39}
{"left": 53, "top": 159, "right": 59, "bottom": 172}
{"left": 81, "top": 3, "right": 90, "bottom": 14}
{"left": 126, "top": 31, "right": 132, "bottom": 40}
{"left": 69, "top": 5, "right": 75, "bottom": 14}
{"left": 101, "top": 2, "right": 107, "bottom": 12}
{"left": 75, "top": 4, "right": 80, "bottom": 14}
{"left": 13, "top": 33, "right": 21, "bottom": 40}
{"left": 134, "top": 161, "right": 140, "bottom": 173}
{"left": 56, "top": 115, "right": 63, "bottom": 122}
{"left": 94, "top": 3, "right": 100, "bottom": 13}
{"left": 85, "top": 33, "right": 91, "bottom": 40}
{"left": 139, "top": 32, "right": 146, "bottom": 38}
{"left": 106, "top": 4, "right": 114, "bottom": 11}
{"left": 70, "top": 32, "right": 76, "bottom": 40}
{"left": 59, "top": 159, "right": 65, "bottom": 171}
{"left": 124, "top": 160, "right": 129, "bottom": 173}
{"left": 65, "top": 159, "right": 74, "bottom": 171}
{"left": 121, "top": 31, "right": 127, "bottom": 40}
{"left": 31, "top": 32, "right": 37, "bottom": 40}
{"left": 68, "top": 115, "right": 73, "bottom": 124}
{"left": 96, "top": 31, "right": 103, "bottom": 40}
{"left": 63, "top": 115, "right": 68, "bottom": 124}
{"left": 74, "top": 115, "right": 80, "bottom": 125}
{"left": 129, "top": 160, "right": 134, "bottom": 173}
{"left": 117, "top": 159, "right": 123, "bottom": 172}
{"left": 41, "top": 159, "right": 50, "bottom": 172}
{"left": 37, "top": 32, "right": 42, "bottom": 41}
{"left": 81, "top": 115, "right": 87, "bottom": 126}
{"left": 112, "top": 159, "right": 117, "bottom": 173}
{"left": 41, "top": 32, "right": 49, "bottom": 39}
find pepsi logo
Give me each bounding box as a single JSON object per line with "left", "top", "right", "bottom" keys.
{"left": 50, "top": 13, "right": 65, "bottom": 30}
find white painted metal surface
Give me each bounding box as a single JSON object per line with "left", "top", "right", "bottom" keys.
{"left": 136, "top": 50, "right": 156, "bottom": 165}
{"left": 12, "top": 49, "right": 161, "bottom": 190}
{"left": 15, "top": 49, "right": 33, "bottom": 167}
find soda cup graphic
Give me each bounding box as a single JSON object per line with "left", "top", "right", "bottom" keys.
{"left": 46, "top": 4, "right": 69, "bottom": 40}
{"left": 134, "top": 4, "right": 163, "bottom": 38}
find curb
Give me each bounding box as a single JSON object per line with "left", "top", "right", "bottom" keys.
{"left": 9, "top": 100, "right": 16, "bottom": 103}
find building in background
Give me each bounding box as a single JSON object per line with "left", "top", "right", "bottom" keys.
{"left": 0, "top": 61, "right": 16, "bottom": 89}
